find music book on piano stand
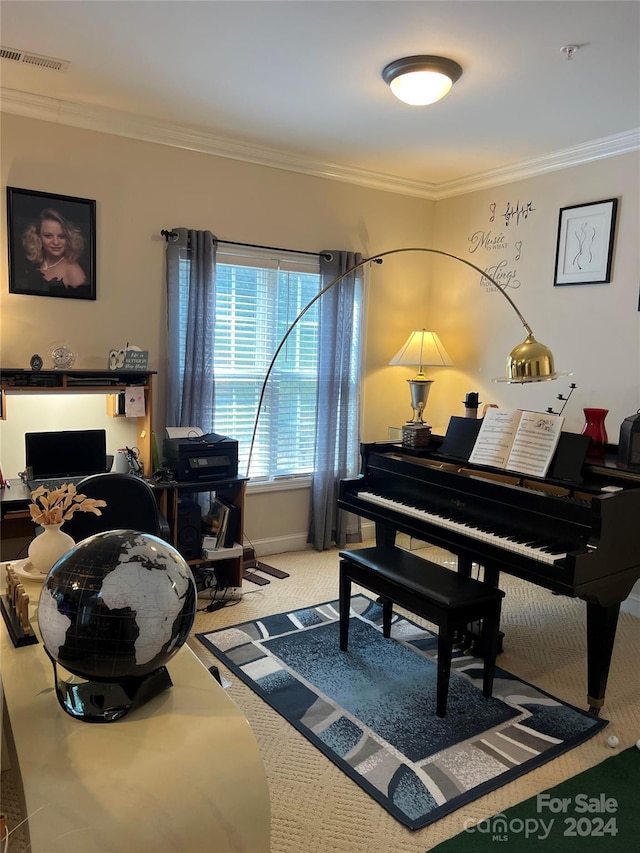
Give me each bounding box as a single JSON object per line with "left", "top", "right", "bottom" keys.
{"left": 468, "top": 409, "right": 564, "bottom": 478}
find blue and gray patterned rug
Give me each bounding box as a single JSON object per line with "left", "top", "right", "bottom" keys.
{"left": 197, "top": 595, "right": 606, "bottom": 830}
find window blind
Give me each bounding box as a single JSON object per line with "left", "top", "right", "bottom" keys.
{"left": 179, "top": 249, "right": 322, "bottom": 481}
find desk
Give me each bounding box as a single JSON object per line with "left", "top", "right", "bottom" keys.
{"left": 0, "top": 483, "right": 32, "bottom": 560}
{"left": 1, "top": 561, "right": 270, "bottom": 853}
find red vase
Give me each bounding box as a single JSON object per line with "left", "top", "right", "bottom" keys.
{"left": 581, "top": 408, "right": 608, "bottom": 459}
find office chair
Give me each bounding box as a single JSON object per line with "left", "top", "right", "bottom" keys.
{"left": 64, "top": 472, "right": 171, "bottom": 543}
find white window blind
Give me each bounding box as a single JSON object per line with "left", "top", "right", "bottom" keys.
{"left": 180, "top": 248, "right": 324, "bottom": 482}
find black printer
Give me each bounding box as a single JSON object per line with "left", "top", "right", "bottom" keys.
{"left": 163, "top": 433, "right": 239, "bottom": 481}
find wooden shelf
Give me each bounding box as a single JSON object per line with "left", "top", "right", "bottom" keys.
{"left": 155, "top": 478, "right": 247, "bottom": 588}
{"left": 0, "top": 368, "right": 156, "bottom": 475}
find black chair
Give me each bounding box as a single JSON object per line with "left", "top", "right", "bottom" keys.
{"left": 63, "top": 473, "right": 171, "bottom": 543}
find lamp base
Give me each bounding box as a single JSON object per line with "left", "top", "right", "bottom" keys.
{"left": 407, "top": 378, "right": 433, "bottom": 423}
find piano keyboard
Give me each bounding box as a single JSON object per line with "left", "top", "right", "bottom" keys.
{"left": 356, "top": 490, "right": 570, "bottom": 566}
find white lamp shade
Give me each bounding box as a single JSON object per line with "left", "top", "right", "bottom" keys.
{"left": 389, "top": 330, "right": 453, "bottom": 372}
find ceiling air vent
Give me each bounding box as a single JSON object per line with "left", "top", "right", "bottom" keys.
{"left": 0, "top": 47, "right": 70, "bottom": 72}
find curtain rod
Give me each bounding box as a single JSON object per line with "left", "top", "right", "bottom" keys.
{"left": 160, "top": 229, "right": 332, "bottom": 260}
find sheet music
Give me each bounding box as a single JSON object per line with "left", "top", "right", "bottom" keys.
{"left": 468, "top": 409, "right": 564, "bottom": 478}
{"left": 468, "top": 409, "right": 521, "bottom": 468}
{"left": 506, "top": 411, "right": 564, "bottom": 478}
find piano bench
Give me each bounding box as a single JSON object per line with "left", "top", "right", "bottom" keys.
{"left": 338, "top": 546, "right": 505, "bottom": 718}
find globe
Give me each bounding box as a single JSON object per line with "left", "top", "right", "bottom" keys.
{"left": 37, "top": 529, "right": 198, "bottom": 721}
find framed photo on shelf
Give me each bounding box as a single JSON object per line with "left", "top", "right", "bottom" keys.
{"left": 6, "top": 186, "right": 96, "bottom": 300}
{"left": 554, "top": 198, "right": 618, "bottom": 286}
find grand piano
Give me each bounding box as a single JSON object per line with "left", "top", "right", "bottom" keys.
{"left": 338, "top": 427, "right": 640, "bottom": 714}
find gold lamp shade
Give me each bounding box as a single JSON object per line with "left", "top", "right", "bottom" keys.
{"left": 506, "top": 334, "right": 556, "bottom": 382}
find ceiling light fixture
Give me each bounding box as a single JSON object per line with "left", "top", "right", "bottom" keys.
{"left": 382, "top": 55, "right": 463, "bottom": 105}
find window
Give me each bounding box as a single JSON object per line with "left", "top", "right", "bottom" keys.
{"left": 178, "top": 249, "right": 326, "bottom": 482}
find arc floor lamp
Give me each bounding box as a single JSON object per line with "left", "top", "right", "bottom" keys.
{"left": 246, "top": 247, "right": 562, "bottom": 476}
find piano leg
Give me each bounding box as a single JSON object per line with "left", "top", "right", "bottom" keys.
{"left": 458, "top": 555, "right": 472, "bottom": 578}
{"left": 374, "top": 522, "right": 395, "bottom": 548}
{"left": 585, "top": 601, "right": 621, "bottom": 715}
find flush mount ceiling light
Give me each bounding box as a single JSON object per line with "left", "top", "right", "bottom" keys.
{"left": 382, "top": 55, "right": 463, "bottom": 105}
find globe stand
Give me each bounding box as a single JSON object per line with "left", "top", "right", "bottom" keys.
{"left": 45, "top": 651, "right": 173, "bottom": 723}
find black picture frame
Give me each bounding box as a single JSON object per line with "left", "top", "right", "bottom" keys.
{"left": 553, "top": 198, "right": 617, "bottom": 286}
{"left": 6, "top": 186, "right": 96, "bottom": 300}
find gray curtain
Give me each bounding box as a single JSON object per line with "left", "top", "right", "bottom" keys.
{"left": 308, "top": 251, "right": 364, "bottom": 550}
{"left": 166, "top": 229, "right": 217, "bottom": 431}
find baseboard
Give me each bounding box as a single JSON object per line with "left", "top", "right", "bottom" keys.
{"left": 247, "top": 521, "right": 378, "bottom": 558}
{"left": 361, "top": 520, "right": 375, "bottom": 540}
{"left": 246, "top": 532, "right": 312, "bottom": 558}
{"left": 621, "top": 591, "right": 640, "bottom": 618}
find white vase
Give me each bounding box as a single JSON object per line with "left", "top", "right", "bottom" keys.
{"left": 28, "top": 524, "right": 75, "bottom": 577}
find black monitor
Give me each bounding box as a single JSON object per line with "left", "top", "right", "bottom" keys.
{"left": 25, "top": 429, "right": 107, "bottom": 479}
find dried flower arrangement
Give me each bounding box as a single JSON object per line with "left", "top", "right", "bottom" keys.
{"left": 30, "top": 483, "right": 107, "bottom": 526}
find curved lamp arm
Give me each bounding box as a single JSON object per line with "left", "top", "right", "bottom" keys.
{"left": 246, "top": 246, "right": 558, "bottom": 476}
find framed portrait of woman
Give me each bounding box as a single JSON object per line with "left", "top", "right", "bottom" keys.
{"left": 6, "top": 186, "right": 96, "bottom": 300}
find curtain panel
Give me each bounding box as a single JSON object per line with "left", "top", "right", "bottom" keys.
{"left": 308, "top": 251, "right": 364, "bottom": 550}
{"left": 165, "top": 229, "right": 217, "bottom": 430}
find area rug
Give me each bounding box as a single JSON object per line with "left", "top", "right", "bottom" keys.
{"left": 197, "top": 595, "right": 607, "bottom": 830}
{"left": 431, "top": 746, "right": 640, "bottom": 850}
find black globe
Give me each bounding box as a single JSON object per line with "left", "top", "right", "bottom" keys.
{"left": 38, "top": 530, "right": 197, "bottom": 681}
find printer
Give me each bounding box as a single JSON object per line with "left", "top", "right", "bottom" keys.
{"left": 163, "top": 433, "right": 239, "bottom": 481}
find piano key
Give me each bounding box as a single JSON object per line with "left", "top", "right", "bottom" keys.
{"left": 356, "top": 490, "right": 568, "bottom": 566}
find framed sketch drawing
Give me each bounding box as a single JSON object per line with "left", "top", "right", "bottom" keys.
{"left": 7, "top": 186, "right": 96, "bottom": 300}
{"left": 554, "top": 198, "right": 618, "bottom": 286}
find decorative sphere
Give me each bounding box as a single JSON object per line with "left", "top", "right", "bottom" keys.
{"left": 607, "top": 735, "right": 619, "bottom": 749}
{"left": 38, "top": 530, "right": 197, "bottom": 681}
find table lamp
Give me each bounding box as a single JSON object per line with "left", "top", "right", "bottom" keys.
{"left": 389, "top": 330, "right": 453, "bottom": 423}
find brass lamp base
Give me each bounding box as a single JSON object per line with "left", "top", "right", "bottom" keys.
{"left": 407, "top": 378, "right": 433, "bottom": 423}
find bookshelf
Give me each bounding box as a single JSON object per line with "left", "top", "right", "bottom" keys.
{"left": 157, "top": 476, "right": 248, "bottom": 587}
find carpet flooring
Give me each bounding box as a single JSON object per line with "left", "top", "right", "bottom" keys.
{"left": 198, "top": 594, "right": 605, "bottom": 829}
{"left": 189, "top": 541, "right": 640, "bottom": 853}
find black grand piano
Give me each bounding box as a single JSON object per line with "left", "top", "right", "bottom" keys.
{"left": 338, "top": 427, "right": 640, "bottom": 714}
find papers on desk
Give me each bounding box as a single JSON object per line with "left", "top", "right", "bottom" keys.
{"left": 468, "top": 409, "right": 564, "bottom": 478}
{"left": 166, "top": 426, "right": 204, "bottom": 439}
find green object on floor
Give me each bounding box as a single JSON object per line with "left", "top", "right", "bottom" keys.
{"left": 432, "top": 746, "right": 640, "bottom": 850}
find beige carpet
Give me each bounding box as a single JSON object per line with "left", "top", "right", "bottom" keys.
{"left": 3, "top": 542, "right": 639, "bottom": 853}
{"left": 191, "top": 542, "right": 640, "bottom": 853}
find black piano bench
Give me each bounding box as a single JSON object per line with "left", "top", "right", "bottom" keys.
{"left": 338, "top": 546, "right": 505, "bottom": 718}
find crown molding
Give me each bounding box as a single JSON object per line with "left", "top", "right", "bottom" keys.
{"left": 436, "top": 128, "right": 640, "bottom": 198}
{"left": 1, "top": 87, "right": 638, "bottom": 201}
